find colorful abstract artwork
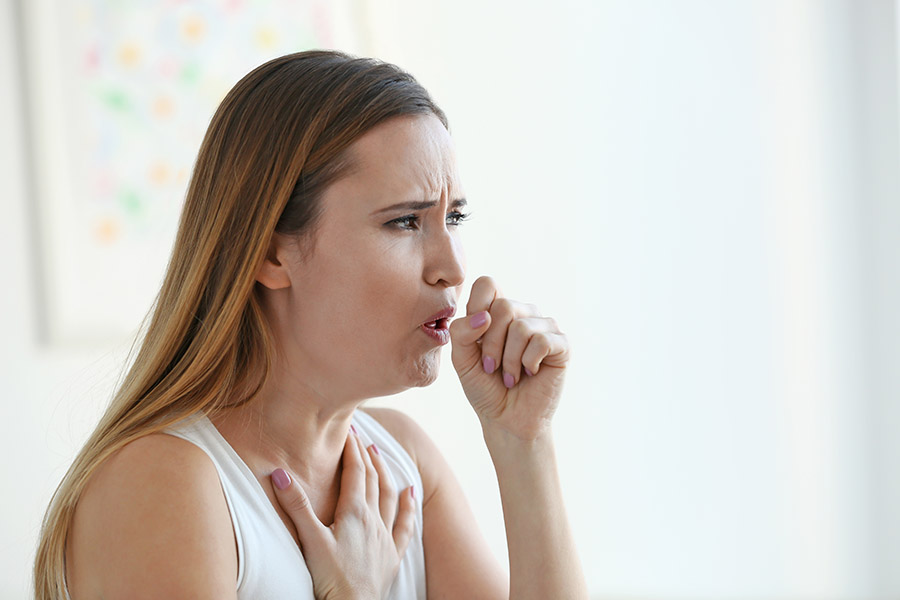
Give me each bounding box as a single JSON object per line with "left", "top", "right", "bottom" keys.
{"left": 23, "top": 0, "right": 367, "bottom": 344}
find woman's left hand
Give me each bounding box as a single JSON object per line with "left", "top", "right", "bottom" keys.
{"left": 449, "top": 275, "right": 570, "bottom": 441}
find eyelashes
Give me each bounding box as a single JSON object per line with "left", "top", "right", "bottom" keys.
{"left": 386, "top": 211, "right": 471, "bottom": 231}
{"left": 446, "top": 210, "right": 471, "bottom": 226}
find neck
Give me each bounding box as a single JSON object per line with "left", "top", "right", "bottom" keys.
{"left": 210, "top": 369, "right": 361, "bottom": 524}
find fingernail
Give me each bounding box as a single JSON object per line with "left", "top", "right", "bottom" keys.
{"left": 369, "top": 443, "right": 379, "bottom": 455}
{"left": 483, "top": 356, "right": 496, "bottom": 374}
{"left": 350, "top": 424, "right": 358, "bottom": 435}
{"left": 503, "top": 373, "right": 516, "bottom": 388}
{"left": 525, "top": 368, "right": 533, "bottom": 377}
{"left": 410, "top": 485, "right": 416, "bottom": 499}
{"left": 272, "top": 468, "right": 291, "bottom": 490}
{"left": 469, "top": 311, "right": 488, "bottom": 328}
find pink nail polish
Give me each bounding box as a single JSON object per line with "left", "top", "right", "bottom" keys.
{"left": 525, "top": 368, "right": 534, "bottom": 377}
{"left": 483, "top": 356, "right": 496, "bottom": 374}
{"left": 503, "top": 373, "right": 515, "bottom": 388}
{"left": 469, "top": 311, "right": 488, "bottom": 328}
{"left": 272, "top": 468, "right": 291, "bottom": 490}
{"left": 350, "top": 424, "right": 358, "bottom": 435}
{"left": 410, "top": 486, "right": 416, "bottom": 499}
{"left": 369, "top": 443, "right": 379, "bottom": 455}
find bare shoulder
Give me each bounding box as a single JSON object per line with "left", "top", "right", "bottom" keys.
{"left": 359, "top": 407, "right": 431, "bottom": 461}
{"left": 67, "top": 432, "right": 237, "bottom": 600}
{"left": 358, "top": 407, "right": 453, "bottom": 513}
{"left": 359, "top": 407, "right": 454, "bottom": 504}
{"left": 360, "top": 410, "right": 508, "bottom": 597}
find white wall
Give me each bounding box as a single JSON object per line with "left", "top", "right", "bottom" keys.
{"left": 1, "top": 1, "right": 898, "bottom": 599}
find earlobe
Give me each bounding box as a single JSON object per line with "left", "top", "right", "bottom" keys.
{"left": 255, "top": 236, "right": 292, "bottom": 290}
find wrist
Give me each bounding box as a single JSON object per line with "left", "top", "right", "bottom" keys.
{"left": 480, "top": 418, "right": 554, "bottom": 459}
{"left": 323, "top": 582, "right": 376, "bottom": 600}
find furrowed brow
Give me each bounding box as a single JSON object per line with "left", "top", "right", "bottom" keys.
{"left": 372, "top": 198, "right": 467, "bottom": 216}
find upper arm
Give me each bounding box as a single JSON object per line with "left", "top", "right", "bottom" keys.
{"left": 66, "top": 433, "right": 238, "bottom": 600}
{"left": 362, "top": 407, "right": 508, "bottom": 600}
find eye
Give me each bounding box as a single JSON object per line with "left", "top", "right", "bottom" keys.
{"left": 446, "top": 211, "right": 471, "bottom": 227}
{"left": 386, "top": 214, "right": 420, "bottom": 230}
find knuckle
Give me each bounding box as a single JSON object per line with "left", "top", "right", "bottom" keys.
{"left": 285, "top": 491, "right": 312, "bottom": 515}
{"left": 380, "top": 484, "right": 397, "bottom": 502}
{"left": 509, "top": 318, "right": 530, "bottom": 338}
{"left": 379, "top": 472, "right": 396, "bottom": 493}
{"left": 346, "top": 497, "right": 368, "bottom": 516}
{"left": 491, "top": 297, "right": 514, "bottom": 317}
{"left": 349, "top": 460, "right": 366, "bottom": 478}
{"left": 381, "top": 487, "right": 398, "bottom": 507}
{"left": 534, "top": 332, "right": 552, "bottom": 351}
{"left": 475, "top": 274, "right": 497, "bottom": 290}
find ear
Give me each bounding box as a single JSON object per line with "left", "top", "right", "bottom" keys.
{"left": 255, "top": 234, "right": 293, "bottom": 290}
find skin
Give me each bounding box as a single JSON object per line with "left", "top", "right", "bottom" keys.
{"left": 66, "top": 114, "right": 587, "bottom": 599}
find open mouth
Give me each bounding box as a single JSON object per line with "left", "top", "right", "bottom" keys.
{"left": 423, "top": 318, "right": 450, "bottom": 330}
{"left": 421, "top": 307, "right": 454, "bottom": 345}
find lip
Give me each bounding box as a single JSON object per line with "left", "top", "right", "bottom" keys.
{"left": 422, "top": 305, "right": 457, "bottom": 325}
{"left": 420, "top": 305, "right": 456, "bottom": 345}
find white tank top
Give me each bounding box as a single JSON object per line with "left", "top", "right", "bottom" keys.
{"left": 164, "top": 409, "right": 427, "bottom": 599}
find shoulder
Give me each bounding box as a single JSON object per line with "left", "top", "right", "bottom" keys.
{"left": 67, "top": 432, "right": 237, "bottom": 599}
{"left": 359, "top": 407, "right": 452, "bottom": 504}
{"left": 359, "top": 407, "right": 428, "bottom": 462}
{"left": 360, "top": 411, "right": 508, "bottom": 597}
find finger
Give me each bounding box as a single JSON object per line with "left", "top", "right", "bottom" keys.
{"left": 392, "top": 486, "right": 416, "bottom": 559}
{"left": 521, "top": 330, "right": 570, "bottom": 376}
{"left": 503, "top": 317, "right": 559, "bottom": 388}
{"left": 368, "top": 443, "right": 398, "bottom": 530}
{"left": 353, "top": 432, "right": 379, "bottom": 509}
{"left": 479, "top": 299, "right": 541, "bottom": 380}
{"left": 336, "top": 432, "right": 366, "bottom": 515}
{"left": 450, "top": 276, "right": 500, "bottom": 374}
{"left": 498, "top": 317, "right": 540, "bottom": 387}
{"left": 271, "top": 468, "right": 327, "bottom": 550}
{"left": 449, "top": 309, "right": 493, "bottom": 376}
{"left": 465, "top": 275, "right": 502, "bottom": 316}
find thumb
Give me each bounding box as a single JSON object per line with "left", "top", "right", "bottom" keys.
{"left": 449, "top": 310, "right": 491, "bottom": 374}
{"left": 272, "top": 468, "right": 327, "bottom": 550}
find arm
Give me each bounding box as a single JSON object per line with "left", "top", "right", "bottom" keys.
{"left": 65, "top": 434, "right": 238, "bottom": 600}
{"left": 448, "top": 275, "right": 589, "bottom": 600}
{"left": 481, "top": 426, "right": 585, "bottom": 599}
{"left": 361, "top": 407, "right": 509, "bottom": 600}
{"left": 365, "top": 400, "right": 584, "bottom": 599}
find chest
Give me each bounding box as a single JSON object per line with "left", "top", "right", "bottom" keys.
{"left": 253, "top": 472, "right": 340, "bottom": 546}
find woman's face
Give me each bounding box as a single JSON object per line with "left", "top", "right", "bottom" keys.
{"left": 266, "top": 114, "right": 467, "bottom": 401}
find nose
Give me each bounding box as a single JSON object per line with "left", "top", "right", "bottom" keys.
{"left": 423, "top": 226, "right": 466, "bottom": 289}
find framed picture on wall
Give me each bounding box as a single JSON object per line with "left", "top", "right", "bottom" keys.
{"left": 19, "top": 0, "right": 371, "bottom": 345}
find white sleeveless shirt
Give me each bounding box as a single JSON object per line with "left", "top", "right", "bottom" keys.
{"left": 164, "top": 409, "right": 427, "bottom": 599}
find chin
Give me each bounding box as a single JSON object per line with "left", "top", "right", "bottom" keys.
{"left": 406, "top": 352, "right": 442, "bottom": 388}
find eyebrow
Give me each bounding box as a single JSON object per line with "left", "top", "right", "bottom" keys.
{"left": 371, "top": 198, "right": 467, "bottom": 216}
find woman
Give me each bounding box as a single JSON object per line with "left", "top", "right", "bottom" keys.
{"left": 34, "top": 50, "right": 587, "bottom": 599}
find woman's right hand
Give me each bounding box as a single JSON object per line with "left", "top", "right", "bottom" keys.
{"left": 271, "top": 430, "right": 416, "bottom": 600}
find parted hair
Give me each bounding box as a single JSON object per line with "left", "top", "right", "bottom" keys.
{"left": 34, "top": 49, "right": 447, "bottom": 599}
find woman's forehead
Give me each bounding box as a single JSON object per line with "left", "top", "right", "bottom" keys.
{"left": 347, "top": 115, "right": 460, "bottom": 191}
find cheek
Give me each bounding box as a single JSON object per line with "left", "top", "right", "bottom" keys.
{"left": 334, "top": 245, "right": 421, "bottom": 343}
{"left": 298, "top": 236, "right": 434, "bottom": 386}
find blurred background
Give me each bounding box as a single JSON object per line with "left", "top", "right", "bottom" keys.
{"left": 1, "top": 0, "right": 898, "bottom": 598}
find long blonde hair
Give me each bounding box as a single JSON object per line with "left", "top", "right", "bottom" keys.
{"left": 34, "top": 50, "right": 447, "bottom": 599}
